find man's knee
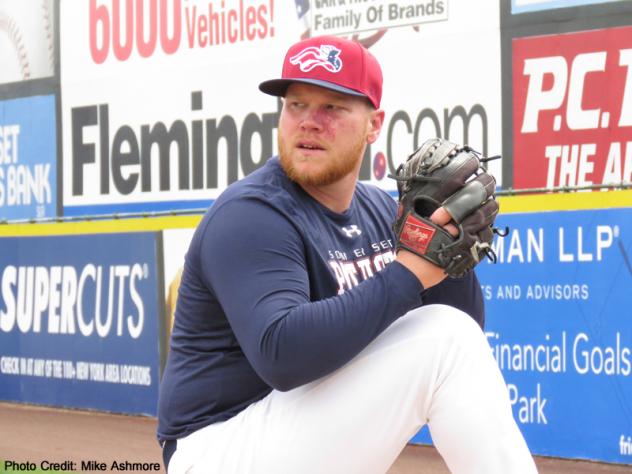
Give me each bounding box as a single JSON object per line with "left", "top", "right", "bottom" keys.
{"left": 360, "top": 304, "right": 488, "bottom": 375}
{"left": 402, "top": 304, "right": 484, "bottom": 342}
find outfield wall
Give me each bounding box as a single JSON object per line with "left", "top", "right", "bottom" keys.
{"left": 1, "top": 192, "right": 631, "bottom": 462}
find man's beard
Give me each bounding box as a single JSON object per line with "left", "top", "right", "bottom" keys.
{"left": 278, "top": 131, "right": 367, "bottom": 187}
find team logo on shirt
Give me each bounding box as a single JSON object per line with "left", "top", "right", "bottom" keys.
{"left": 341, "top": 225, "right": 362, "bottom": 238}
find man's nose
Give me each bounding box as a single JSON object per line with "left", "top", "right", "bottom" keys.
{"left": 300, "top": 107, "right": 325, "bottom": 131}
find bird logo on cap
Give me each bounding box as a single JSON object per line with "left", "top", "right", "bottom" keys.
{"left": 289, "top": 45, "right": 342, "bottom": 73}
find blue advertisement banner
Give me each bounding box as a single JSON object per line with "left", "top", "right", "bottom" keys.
{"left": 0, "top": 95, "right": 57, "bottom": 221}
{"left": 511, "top": 0, "right": 626, "bottom": 14}
{"left": 412, "top": 207, "right": 632, "bottom": 464}
{"left": 0, "top": 233, "right": 161, "bottom": 416}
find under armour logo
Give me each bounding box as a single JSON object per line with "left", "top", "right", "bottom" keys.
{"left": 342, "top": 225, "right": 362, "bottom": 238}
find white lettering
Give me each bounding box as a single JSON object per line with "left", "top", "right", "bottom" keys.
{"left": 566, "top": 52, "right": 606, "bottom": 130}
{"left": 507, "top": 383, "right": 548, "bottom": 424}
{"left": 0, "top": 263, "right": 147, "bottom": 338}
{"left": 77, "top": 265, "right": 96, "bottom": 336}
{"left": 0, "top": 266, "right": 17, "bottom": 332}
{"left": 619, "top": 49, "right": 632, "bottom": 127}
{"left": 596, "top": 225, "right": 614, "bottom": 261}
{"left": 522, "top": 57, "right": 568, "bottom": 133}
{"left": 47, "top": 266, "right": 62, "bottom": 333}
{"left": 127, "top": 264, "right": 144, "bottom": 339}
{"left": 0, "top": 125, "right": 20, "bottom": 164}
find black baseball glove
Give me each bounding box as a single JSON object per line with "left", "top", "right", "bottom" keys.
{"left": 391, "top": 138, "right": 503, "bottom": 278}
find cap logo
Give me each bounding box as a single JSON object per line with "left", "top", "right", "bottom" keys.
{"left": 289, "top": 44, "right": 343, "bottom": 73}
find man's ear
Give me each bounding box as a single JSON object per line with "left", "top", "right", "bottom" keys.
{"left": 367, "top": 109, "right": 385, "bottom": 145}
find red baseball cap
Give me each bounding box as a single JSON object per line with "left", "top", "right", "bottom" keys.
{"left": 259, "top": 35, "right": 383, "bottom": 108}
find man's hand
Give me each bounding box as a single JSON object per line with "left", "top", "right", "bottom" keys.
{"left": 391, "top": 138, "right": 500, "bottom": 279}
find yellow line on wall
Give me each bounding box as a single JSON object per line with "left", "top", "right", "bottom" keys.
{"left": 0, "top": 215, "right": 202, "bottom": 237}
{"left": 499, "top": 189, "right": 632, "bottom": 213}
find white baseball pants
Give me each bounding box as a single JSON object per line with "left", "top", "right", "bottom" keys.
{"left": 167, "top": 304, "right": 538, "bottom": 474}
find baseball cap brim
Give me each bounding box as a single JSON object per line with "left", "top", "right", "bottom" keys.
{"left": 259, "top": 78, "right": 368, "bottom": 100}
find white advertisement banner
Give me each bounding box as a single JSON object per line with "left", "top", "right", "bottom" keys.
{"left": 61, "top": 0, "right": 501, "bottom": 216}
{"left": 309, "top": 0, "right": 448, "bottom": 36}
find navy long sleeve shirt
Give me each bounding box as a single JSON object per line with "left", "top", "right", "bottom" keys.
{"left": 157, "top": 157, "right": 484, "bottom": 442}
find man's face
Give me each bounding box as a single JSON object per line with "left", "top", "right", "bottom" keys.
{"left": 278, "top": 83, "right": 383, "bottom": 187}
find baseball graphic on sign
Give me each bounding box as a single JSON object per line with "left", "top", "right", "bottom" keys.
{"left": 373, "top": 151, "right": 387, "bottom": 180}
{"left": 0, "top": 0, "right": 54, "bottom": 84}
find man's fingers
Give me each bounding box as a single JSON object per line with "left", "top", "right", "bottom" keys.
{"left": 430, "top": 207, "right": 459, "bottom": 237}
{"left": 444, "top": 222, "right": 459, "bottom": 237}
{"left": 429, "top": 206, "right": 452, "bottom": 226}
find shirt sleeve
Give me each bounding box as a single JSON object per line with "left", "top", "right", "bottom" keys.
{"left": 198, "top": 197, "right": 424, "bottom": 392}
{"left": 377, "top": 187, "right": 485, "bottom": 327}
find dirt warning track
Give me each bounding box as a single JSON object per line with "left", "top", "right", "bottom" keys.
{"left": 1, "top": 402, "right": 629, "bottom": 474}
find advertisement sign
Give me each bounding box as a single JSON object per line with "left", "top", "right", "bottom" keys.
{"left": 60, "top": 0, "right": 501, "bottom": 216}
{"left": 0, "top": 232, "right": 162, "bottom": 415}
{"left": 0, "top": 0, "right": 55, "bottom": 84}
{"left": 0, "top": 95, "right": 56, "bottom": 221}
{"left": 308, "top": 0, "right": 448, "bottom": 36}
{"left": 162, "top": 227, "right": 195, "bottom": 339}
{"left": 466, "top": 208, "right": 629, "bottom": 464}
{"left": 511, "top": 0, "right": 628, "bottom": 14}
{"left": 512, "top": 25, "right": 632, "bottom": 190}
